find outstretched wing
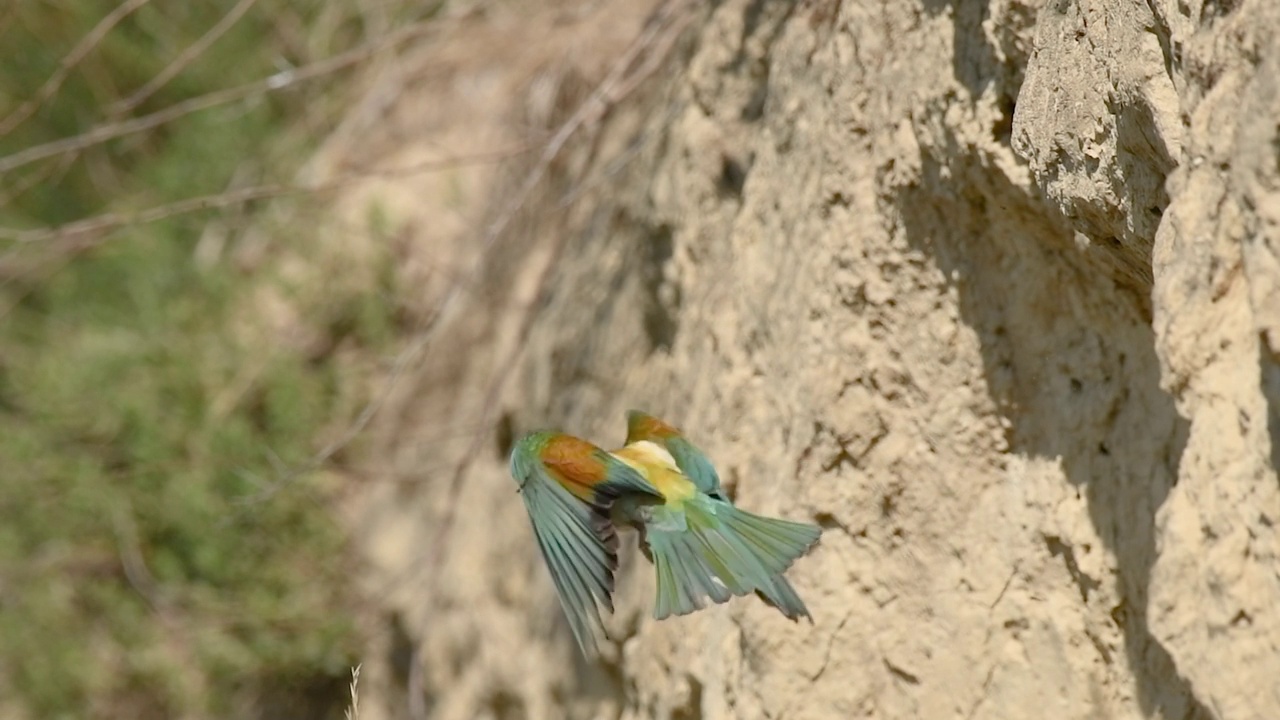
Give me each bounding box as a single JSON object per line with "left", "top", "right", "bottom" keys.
{"left": 509, "top": 432, "right": 659, "bottom": 657}
{"left": 518, "top": 468, "right": 618, "bottom": 656}
{"left": 539, "top": 433, "right": 662, "bottom": 502}
{"left": 625, "top": 410, "right": 725, "bottom": 498}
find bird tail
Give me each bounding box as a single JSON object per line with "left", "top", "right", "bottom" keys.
{"left": 646, "top": 498, "right": 820, "bottom": 620}
{"left": 754, "top": 574, "right": 812, "bottom": 622}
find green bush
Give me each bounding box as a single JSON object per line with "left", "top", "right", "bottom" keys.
{"left": 0, "top": 2, "right": 412, "bottom": 716}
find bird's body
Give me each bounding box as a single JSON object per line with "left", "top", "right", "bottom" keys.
{"left": 619, "top": 411, "right": 818, "bottom": 622}
{"left": 530, "top": 432, "right": 628, "bottom": 503}
{"left": 509, "top": 413, "right": 821, "bottom": 657}
{"left": 610, "top": 440, "right": 696, "bottom": 504}
{"left": 508, "top": 430, "right": 658, "bottom": 655}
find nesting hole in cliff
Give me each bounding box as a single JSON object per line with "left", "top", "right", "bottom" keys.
{"left": 671, "top": 675, "right": 704, "bottom": 720}
{"left": 717, "top": 152, "right": 751, "bottom": 199}
{"left": 388, "top": 613, "right": 415, "bottom": 682}
{"left": 494, "top": 411, "right": 516, "bottom": 459}
{"left": 1260, "top": 339, "right": 1280, "bottom": 476}
{"left": 992, "top": 92, "right": 1016, "bottom": 144}
{"left": 486, "top": 690, "right": 526, "bottom": 720}
{"left": 1202, "top": 0, "right": 1242, "bottom": 18}
{"left": 249, "top": 669, "right": 352, "bottom": 720}
{"left": 640, "top": 223, "right": 680, "bottom": 353}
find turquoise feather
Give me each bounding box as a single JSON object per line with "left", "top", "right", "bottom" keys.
{"left": 509, "top": 431, "right": 660, "bottom": 657}
{"left": 623, "top": 410, "right": 820, "bottom": 620}
{"left": 641, "top": 494, "right": 821, "bottom": 620}
{"left": 666, "top": 434, "right": 724, "bottom": 497}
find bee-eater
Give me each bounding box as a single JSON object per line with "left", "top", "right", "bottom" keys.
{"left": 509, "top": 416, "right": 821, "bottom": 657}
{"left": 508, "top": 430, "right": 659, "bottom": 656}
{"left": 619, "top": 410, "right": 819, "bottom": 621}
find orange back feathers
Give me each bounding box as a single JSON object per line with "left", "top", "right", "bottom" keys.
{"left": 540, "top": 434, "right": 612, "bottom": 502}
{"left": 625, "top": 411, "right": 680, "bottom": 443}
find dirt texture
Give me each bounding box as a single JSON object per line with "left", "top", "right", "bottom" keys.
{"left": 321, "top": 1, "right": 1280, "bottom": 718}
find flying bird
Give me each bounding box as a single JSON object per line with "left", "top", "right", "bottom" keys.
{"left": 507, "top": 430, "right": 656, "bottom": 655}
{"left": 509, "top": 412, "right": 821, "bottom": 657}
{"left": 619, "top": 410, "right": 818, "bottom": 621}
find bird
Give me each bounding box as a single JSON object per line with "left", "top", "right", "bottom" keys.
{"left": 507, "top": 430, "right": 658, "bottom": 656}
{"left": 508, "top": 413, "right": 821, "bottom": 657}
{"left": 619, "top": 410, "right": 818, "bottom": 621}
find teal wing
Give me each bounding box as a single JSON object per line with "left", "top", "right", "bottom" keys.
{"left": 644, "top": 496, "right": 821, "bottom": 621}
{"left": 754, "top": 574, "right": 812, "bottom": 621}
{"left": 519, "top": 475, "right": 618, "bottom": 656}
{"left": 594, "top": 450, "right": 664, "bottom": 499}
{"left": 664, "top": 435, "right": 725, "bottom": 499}
{"left": 512, "top": 447, "right": 620, "bottom": 657}
{"left": 645, "top": 503, "right": 742, "bottom": 619}
{"left": 660, "top": 434, "right": 814, "bottom": 619}
{"left": 619, "top": 415, "right": 818, "bottom": 620}
{"left": 623, "top": 410, "right": 724, "bottom": 498}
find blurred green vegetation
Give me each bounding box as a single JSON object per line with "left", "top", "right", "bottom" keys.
{"left": 0, "top": 2, "right": 418, "bottom": 717}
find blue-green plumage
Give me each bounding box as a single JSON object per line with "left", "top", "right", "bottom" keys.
{"left": 624, "top": 493, "right": 821, "bottom": 620}
{"left": 510, "top": 417, "right": 820, "bottom": 660}
{"left": 509, "top": 431, "right": 659, "bottom": 656}
{"left": 665, "top": 435, "right": 724, "bottom": 497}
{"left": 623, "top": 411, "right": 821, "bottom": 621}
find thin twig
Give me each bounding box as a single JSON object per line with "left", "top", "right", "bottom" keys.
{"left": 238, "top": 1, "right": 693, "bottom": 514}
{"left": 344, "top": 664, "right": 361, "bottom": 720}
{"left": 408, "top": 646, "right": 425, "bottom": 720}
{"left": 426, "top": 0, "right": 695, "bottom": 569}
{"left": 113, "top": 501, "right": 165, "bottom": 614}
{"left": 0, "top": 228, "right": 107, "bottom": 320}
{"left": 0, "top": 4, "right": 19, "bottom": 41}
{"left": 0, "top": 145, "right": 529, "bottom": 245}
{"left": 0, "top": 143, "right": 79, "bottom": 210}
{"left": 110, "top": 0, "right": 260, "bottom": 116}
{"left": 1, "top": 0, "right": 257, "bottom": 211}
{"left": 0, "top": 20, "right": 434, "bottom": 175}
{"left": 0, "top": 0, "right": 152, "bottom": 138}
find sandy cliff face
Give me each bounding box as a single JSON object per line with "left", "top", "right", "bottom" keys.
{"left": 325, "top": 1, "right": 1280, "bottom": 718}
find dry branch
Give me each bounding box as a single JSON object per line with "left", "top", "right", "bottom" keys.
{"left": 238, "top": 0, "right": 695, "bottom": 513}
{"left": 425, "top": 0, "right": 696, "bottom": 569}
{"left": 110, "top": 0, "right": 261, "bottom": 117}
{"left": 0, "top": 20, "right": 434, "bottom": 175}
{"left": 0, "top": 0, "right": 152, "bottom": 138}
{"left": 0, "top": 146, "right": 529, "bottom": 245}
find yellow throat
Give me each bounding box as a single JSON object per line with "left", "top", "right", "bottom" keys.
{"left": 610, "top": 440, "right": 697, "bottom": 504}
